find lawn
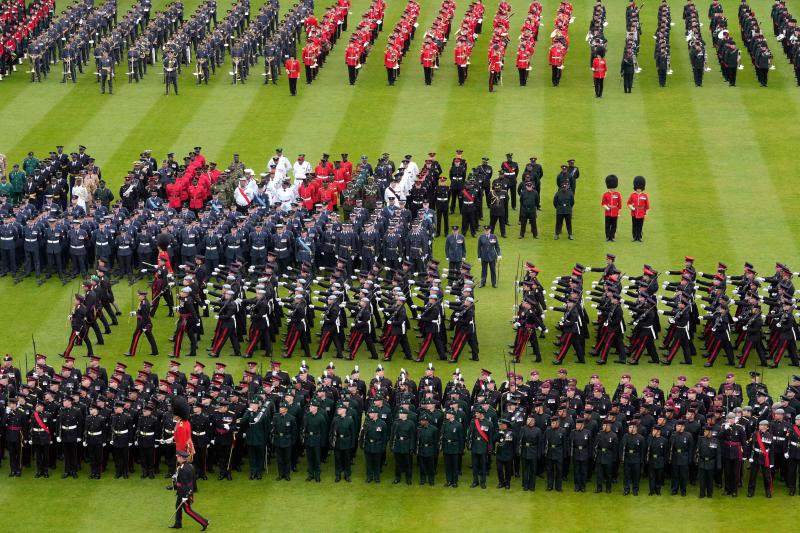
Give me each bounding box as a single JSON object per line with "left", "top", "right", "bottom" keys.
{"left": 1, "top": 0, "right": 800, "bottom": 531}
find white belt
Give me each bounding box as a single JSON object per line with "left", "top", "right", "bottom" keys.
{"left": 63, "top": 425, "right": 78, "bottom": 430}
{"left": 114, "top": 429, "right": 128, "bottom": 434}
{"left": 140, "top": 431, "right": 155, "bottom": 436}
{"left": 192, "top": 431, "right": 206, "bottom": 436}
{"left": 88, "top": 431, "right": 103, "bottom": 436}
{"left": 1, "top": 237, "right": 14, "bottom": 241}
{"left": 47, "top": 240, "right": 60, "bottom": 244}
{"left": 252, "top": 246, "right": 265, "bottom": 250}
{"left": 25, "top": 239, "right": 38, "bottom": 243}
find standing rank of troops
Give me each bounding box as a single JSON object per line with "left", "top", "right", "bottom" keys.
{"left": 515, "top": 1, "right": 543, "bottom": 88}
{"left": 0, "top": 0, "right": 55, "bottom": 82}
{"left": 2, "top": 348, "right": 800, "bottom": 500}
{"left": 772, "top": 0, "right": 800, "bottom": 86}
{"left": 547, "top": 0, "right": 573, "bottom": 87}
{"left": 342, "top": 0, "right": 387, "bottom": 86}
{"left": 379, "top": 0, "right": 419, "bottom": 86}
{"left": 684, "top": 0, "right": 711, "bottom": 87}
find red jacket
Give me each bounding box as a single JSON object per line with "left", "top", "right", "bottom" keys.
{"left": 516, "top": 48, "right": 531, "bottom": 69}
{"left": 549, "top": 46, "right": 565, "bottom": 67}
{"left": 188, "top": 184, "right": 206, "bottom": 210}
{"left": 384, "top": 47, "right": 399, "bottom": 68}
{"left": 592, "top": 57, "right": 607, "bottom": 79}
{"left": 297, "top": 182, "right": 319, "bottom": 210}
{"left": 302, "top": 45, "right": 317, "bottom": 66}
{"left": 627, "top": 192, "right": 650, "bottom": 219}
{"left": 421, "top": 45, "right": 436, "bottom": 67}
{"left": 601, "top": 191, "right": 622, "bottom": 217}
{"left": 286, "top": 58, "right": 301, "bottom": 78}
{"left": 454, "top": 44, "right": 470, "bottom": 66}
{"left": 345, "top": 43, "right": 360, "bottom": 66}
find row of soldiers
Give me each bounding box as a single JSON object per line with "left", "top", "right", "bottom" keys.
{"left": 342, "top": 0, "right": 387, "bottom": 86}
{"left": 542, "top": 255, "right": 800, "bottom": 370}
{"left": 379, "top": 0, "right": 420, "bottom": 86}
{"left": 299, "top": 0, "right": 354, "bottom": 86}
{"left": 25, "top": 0, "right": 98, "bottom": 82}
{"left": 684, "top": 0, "right": 710, "bottom": 87}
{"left": 224, "top": 0, "right": 280, "bottom": 84}
{"left": 452, "top": 1, "right": 486, "bottom": 86}
{"left": 127, "top": 2, "right": 186, "bottom": 83}
{"left": 0, "top": 0, "right": 54, "bottom": 81}
{"left": 486, "top": 0, "right": 512, "bottom": 92}
{"left": 709, "top": 0, "right": 743, "bottom": 86}
{"left": 60, "top": 0, "right": 151, "bottom": 84}
{"left": 515, "top": 1, "right": 543, "bottom": 87}
{"left": 771, "top": 0, "right": 800, "bottom": 86}
{"left": 546, "top": 1, "right": 573, "bottom": 87}
{"left": 3, "top": 354, "right": 799, "bottom": 496}
{"left": 738, "top": 0, "right": 774, "bottom": 87}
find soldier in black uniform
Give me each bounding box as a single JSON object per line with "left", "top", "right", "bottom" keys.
{"left": 171, "top": 450, "right": 209, "bottom": 530}
{"left": 748, "top": 419, "right": 775, "bottom": 497}
{"left": 57, "top": 396, "right": 83, "bottom": 478}
{"left": 544, "top": 416, "right": 566, "bottom": 491}
{"left": 646, "top": 425, "right": 668, "bottom": 494}
{"left": 164, "top": 51, "right": 179, "bottom": 95}
{"left": 30, "top": 401, "right": 53, "bottom": 478}
{"left": 84, "top": 403, "right": 107, "bottom": 479}
{"left": 434, "top": 176, "right": 450, "bottom": 237}
{"left": 595, "top": 420, "right": 618, "bottom": 493}
{"left": 126, "top": 290, "right": 159, "bottom": 356}
{"left": 448, "top": 152, "right": 467, "bottom": 214}
{"left": 110, "top": 401, "right": 133, "bottom": 479}
{"left": 620, "top": 420, "right": 645, "bottom": 495}
{"left": 696, "top": 422, "right": 721, "bottom": 498}
{"left": 669, "top": 419, "right": 694, "bottom": 496}
{"left": 570, "top": 417, "right": 592, "bottom": 491}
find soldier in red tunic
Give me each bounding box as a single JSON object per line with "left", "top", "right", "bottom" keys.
{"left": 626, "top": 175, "right": 649, "bottom": 242}
{"left": 600, "top": 174, "right": 621, "bottom": 241}
{"left": 285, "top": 56, "right": 301, "bottom": 96}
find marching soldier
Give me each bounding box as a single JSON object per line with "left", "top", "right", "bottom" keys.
{"left": 126, "top": 290, "right": 159, "bottom": 357}
{"left": 170, "top": 450, "right": 210, "bottom": 530}
{"left": 99, "top": 51, "right": 114, "bottom": 95}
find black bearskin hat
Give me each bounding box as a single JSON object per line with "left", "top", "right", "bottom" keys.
{"left": 605, "top": 174, "right": 618, "bottom": 189}
{"left": 633, "top": 175, "right": 646, "bottom": 190}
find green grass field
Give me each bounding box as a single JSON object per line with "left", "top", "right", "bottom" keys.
{"left": 2, "top": 0, "right": 800, "bottom": 531}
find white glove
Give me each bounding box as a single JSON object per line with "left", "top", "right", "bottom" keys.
{"left": 657, "top": 310, "right": 664, "bottom": 315}
{"left": 785, "top": 452, "right": 790, "bottom": 460}
{"left": 211, "top": 439, "right": 216, "bottom": 445}
{"left": 129, "top": 311, "right": 136, "bottom": 316}
{"left": 168, "top": 282, "right": 175, "bottom": 287}
{"left": 498, "top": 256, "right": 502, "bottom": 260}
{"left": 140, "top": 269, "right": 148, "bottom": 273}
{"left": 514, "top": 322, "right": 520, "bottom": 328}
{"left": 591, "top": 304, "right": 597, "bottom": 309}
{"left": 214, "top": 315, "right": 219, "bottom": 319}
{"left": 749, "top": 458, "right": 753, "bottom": 463}
{"left": 77, "top": 438, "right": 81, "bottom": 443}
{"left": 83, "top": 441, "right": 88, "bottom": 447}
{"left": 57, "top": 436, "right": 62, "bottom": 443}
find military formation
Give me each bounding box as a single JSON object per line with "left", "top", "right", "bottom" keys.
{"left": 5, "top": 0, "right": 797, "bottom": 91}
{"left": 2, "top": 348, "right": 800, "bottom": 500}
{"left": 0, "top": 0, "right": 54, "bottom": 81}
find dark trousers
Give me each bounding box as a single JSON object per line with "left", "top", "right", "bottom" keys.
{"left": 130, "top": 326, "right": 158, "bottom": 355}
{"left": 597, "top": 462, "right": 614, "bottom": 491}
{"left": 551, "top": 65, "right": 562, "bottom": 86}
{"left": 649, "top": 466, "right": 663, "bottom": 493}
{"left": 63, "top": 442, "right": 79, "bottom": 474}
{"left": 471, "top": 452, "right": 488, "bottom": 485}
{"left": 518, "top": 68, "right": 528, "bottom": 86}
{"left": 288, "top": 77, "right": 297, "bottom": 95}
{"left": 34, "top": 443, "right": 49, "bottom": 474}
{"left": 461, "top": 209, "right": 477, "bottom": 236}
{"left": 555, "top": 214, "right": 572, "bottom": 236}
{"left": 248, "top": 445, "right": 265, "bottom": 477}
{"left": 658, "top": 68, "right": 667, "bottom": 87}
{"left": 395, "top": 452, "right": 412, "bottom": 481}
{"left": 594, "top": 77, "right": 604, "bottom": 97}
{"left": 275, "top": 446, "right": 291, "bottom": 478}
{"left": 631, "top": 216, "right": 644, "bottom": 241}
{"left": 113, "top": 446, "right": 129, "bottom": 477}
{"left": 573, "top": 458, "right": 588, "bottom": 490}
{"left": 365, "top": 451, "right": 382, "bottom": 481}
{"left": 480, "top": 260, "right": 496, "bottom": 287}
{"left": 435, "top": 208, "right": 449, "bottom": 235}
{"left": 489, "top": 214, "right": 506, "bottom": 237}
{"left": 623, "top": 462, "right": 641, "bottom": 492}
{"left": 165, "top": 75, "right": 178, "bottom": 94}
{"left": 693, "top": 67, "right": 703, "bottom": 86}
{"left": 419, "top": 455, "right": 435, "bottom": 484}
{"left": 387, "top": 67, "right": 397, "bottom": 85}
{"left": 546, "top": 458, "right": 563, "bottom": 490}
{"left": 347, "top": 65, "right": 357, "bottom": 85}
{"left": 698, "top": 468, "right": 715, "bottom": 497}
{"left": 444, "top": 453, "right": 459, "bottom": 485}
{"left": 672, "top": 463, "right": 689, "bottom": 494}
{"left": 174, "top": 494, "right": 208, "bottom": 528}
{"left": 423, "top": 66, "right": 433, "bottom": 85}
{"left": 748, "top": 463, "right": 772, "bottom": 496}
{"left": 334, "top": 448, "right": 351, "bottom": 478}
{"left": 496, "top": 459, "right": 512, "bottom": 487}
{"left": 522, "top": 457, "right": 537, "bottom": 490}
{"left": 623, "top": 72, "right": 634, "bottom": 92}
{"left": 457, "top": 65, "right": 467, "bottom": 85}
{"left": 306, "top": 444, "right": 321, "bottom": 479}
{"left": 519, "top": 213, "right": 537, "bottom": 237}
{"left": 604, "top": 216, "right": 617, "bottom": 240}
{"left": 101, "top": 73, "right": 112, "bottom": 94}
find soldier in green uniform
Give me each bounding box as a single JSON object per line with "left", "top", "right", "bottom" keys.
{"left": 8, "top": 164, "right": 26, "bottom": 205}
{"left": 595, "top": 420, "right": 618, "bottom": 493}
{"left": 417, "top": 415, "right": 439, "bottom": 485}
{"left": 495, "top": 418, "right": 515, "bottom": 489}
{"left": 467, "top": 407, "right": 493, "bottom": 489}
{"left": 696, "top": 423, "right": 721, "bottom": 498}
{"left": 646, "top": 425, "right": 668, "bottom": 495}
{"left": 23, "top": 152, "right": 39, "bottom": 177}
{"left": 240, "top": 399, "right": 271, "bottom": 480}
{"left": 271, "top": 401, "right": 297, "bottom": 481}
{"left": 391, "top": 408, "right": 416, "bottom": 485}
{"left": 331, "top": 404, "right": 356, "bottom": 482}
{"left": 360, "top": 406, "right": 388, "bottom": 483}
{"left": 303, "top": 400, "right": 328, "bottom": 482}
{"left": 441, "top": 409, "right": 465, "bottom": 487}
{"left": 620, "top": 420, "right": 645, "bottom": 495}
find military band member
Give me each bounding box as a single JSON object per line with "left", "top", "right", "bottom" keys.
{"left": 164, "top": 51, "right": 179, "bottom": 95}
{"left": 99, "top": 51, "right": 114, "bottom": 95}
{"left": 125, "top": 290, "right": 159, "bottom": 357}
